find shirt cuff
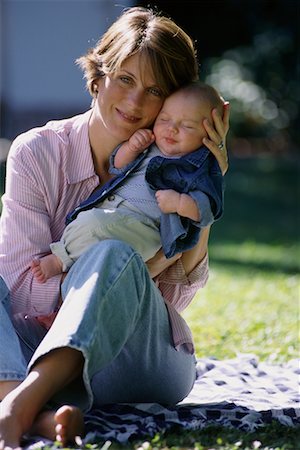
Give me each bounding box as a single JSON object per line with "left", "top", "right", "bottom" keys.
{"left": 157, "top": 252, "right": 209, "bottom": 287}
{"left": 29, "top": 274, "right": 61, "bottom": 316}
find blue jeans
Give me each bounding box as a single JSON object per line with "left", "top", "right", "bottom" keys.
{"left": 0, "top": 240, "right": 196, "bottom": 411}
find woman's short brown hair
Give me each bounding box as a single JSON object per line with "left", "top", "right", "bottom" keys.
{"left": 77, "top": 6, "right": 199, "bottom": 98}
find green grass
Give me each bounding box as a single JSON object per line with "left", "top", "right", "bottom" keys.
{"left": 1, "top": 156, "right": 299, "bottom": 449}
{"left": 41, "top": 422, "right": 300, "bottom": 450}
{"left": 184, "top": 266, "right": 298, "bottom": 362}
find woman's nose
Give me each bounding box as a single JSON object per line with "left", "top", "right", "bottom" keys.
{"left": 127, "top": 89, "right": 145, "bottom": 108}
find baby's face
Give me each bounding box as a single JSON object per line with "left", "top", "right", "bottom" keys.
{"left": 153, "top": 90, "right": 212, "bottom": 157}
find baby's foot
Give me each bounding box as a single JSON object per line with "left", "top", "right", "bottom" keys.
{"left": 31, "top": 254, "right": 63, "bottom": 283}
{"left": 31, "top": 259, "right": 47, "bottom": 283}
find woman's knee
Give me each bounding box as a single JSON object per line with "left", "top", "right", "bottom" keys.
{"left": 62, "top": 239, "right": 145, "bottom": 302}
{"left": 77, "top": 239, "right": 139, "bottom": 275}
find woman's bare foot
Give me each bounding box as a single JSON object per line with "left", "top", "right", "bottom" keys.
{"left": 0, "top": 405, "right": 84, "bottom": 449}
{"left": 0, "top": 383, "right": 83, "bottom": 448}
{"left": 30, "top": 405, "right": 84, "bottom": 446}
{"left": 0, "top": 404, "right": 84, "bottom": 449}
{"left": 55, "top": 405, "right": 84, "bottom": 445}
{"left": 1, "top": 346, "right": 84, "bottom": 449}
{"left": 31, "top": 255, "right": 63, "bottom": 283}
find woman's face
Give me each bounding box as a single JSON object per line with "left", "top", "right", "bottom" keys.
{"left": 94, "top": 54, "right": 164, "bottom": 143}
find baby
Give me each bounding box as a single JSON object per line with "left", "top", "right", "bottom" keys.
{"left": 32, "top": 82, "right": 225, "bottom": 283}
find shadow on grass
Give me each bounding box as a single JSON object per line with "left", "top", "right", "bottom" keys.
{"left": 211, "top": 255, "right": 299, "bottom": 275}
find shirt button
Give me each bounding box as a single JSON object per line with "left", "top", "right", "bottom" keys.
{"left": 108, "top": 195, "right": 115, "bottom": 201}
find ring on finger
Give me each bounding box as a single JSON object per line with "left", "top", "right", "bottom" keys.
{"left": 218, "top": 140, "right": 224, "bottom": 150}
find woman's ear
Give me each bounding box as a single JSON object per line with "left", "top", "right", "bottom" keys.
{"left": 93, "top": 77, "right": 103, "bottom": 95}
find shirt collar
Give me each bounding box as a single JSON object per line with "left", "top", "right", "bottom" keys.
{"left": 66, "top": 109, "right": 96, "bottom": 184}
{"left": 182, "top": 145, "right": 210, "bottom": 167}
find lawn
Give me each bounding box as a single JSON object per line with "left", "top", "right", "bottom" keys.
{"left": 1, "top": 155, "right": 299, "bottom": 449}
{"left": 184, "top": 155, "right": 299, "bottom": 363}
{"left": 182, "top": 156, "right": 299, "bottom": 449}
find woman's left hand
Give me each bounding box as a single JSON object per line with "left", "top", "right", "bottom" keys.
{"left": 203, "top": 102, "right": 230, "bottom": 176}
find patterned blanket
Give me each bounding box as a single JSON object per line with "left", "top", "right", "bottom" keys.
{"left": 25, "top": 355, "right": 300, "bottom": 447}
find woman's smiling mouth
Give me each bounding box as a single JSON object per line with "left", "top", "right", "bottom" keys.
{"left": 116, "top": 108, "right": 140, "bottom": 123}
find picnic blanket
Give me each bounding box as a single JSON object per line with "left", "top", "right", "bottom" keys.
{"left": 24, "top": 354, "right": 300, "bottom": 447}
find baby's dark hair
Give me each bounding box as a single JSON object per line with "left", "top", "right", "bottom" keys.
{"left": 181, "top": 82, "right": 225, "bottom": 115}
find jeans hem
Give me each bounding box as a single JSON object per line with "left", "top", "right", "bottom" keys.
{"left": 27, "top": 338, "right": 93, "bottom": 412}
{"left": 0, "top": 372, "right": 25, "bottom": 381}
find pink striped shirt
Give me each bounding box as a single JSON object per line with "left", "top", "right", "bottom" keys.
{"left": 0, "top": 110, "right": 209, "bottom": 353}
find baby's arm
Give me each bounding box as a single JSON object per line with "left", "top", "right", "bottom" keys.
{"left": 114, "top": 129, "right": 155, "bottom": 169}
{"left": 155, "top": 190, "right": 200, "bottom": 222}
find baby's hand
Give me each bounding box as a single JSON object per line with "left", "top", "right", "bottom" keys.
{"left": 128, "top": 129, "right": 155, "bottom": 154}
{"left": 155, "top": 189, "right": 180, "bottom": 214}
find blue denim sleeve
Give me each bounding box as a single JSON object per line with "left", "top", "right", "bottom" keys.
{"left": 109, "top": 146, "right": 149, "bottom": 176}
{"left": 189, "top": 191, "right": 214, "bottom": 227}
{"left": 109, "top": 144, "right": 126, "bottom": 175}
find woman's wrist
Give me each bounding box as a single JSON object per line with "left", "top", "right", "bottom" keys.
{"left": 180, "top": 226, "right": 210, "bottom": 275}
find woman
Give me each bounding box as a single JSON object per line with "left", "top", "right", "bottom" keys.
{"left": 0, "top": 7, "right": 229, "bottom": 447}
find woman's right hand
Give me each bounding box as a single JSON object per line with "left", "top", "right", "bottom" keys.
{"left": 36, "top": 272, "right": 66, "bottom": 330}
{"left": 146, "top": 248, "right": 182, "bottom": 279}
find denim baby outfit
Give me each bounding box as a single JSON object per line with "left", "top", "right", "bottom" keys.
{"left": 67, "top": 144, "right": 224, "bottom": 258}
{"left": 145, "top": 145, "right": 224, "bottom": 257}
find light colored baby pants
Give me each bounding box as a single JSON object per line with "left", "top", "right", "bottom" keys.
{"left": 51, "top": 196, "right": 161, "bottom": 271}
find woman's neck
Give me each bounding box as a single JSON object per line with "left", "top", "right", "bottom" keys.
{"left": 88, "top": 109, "right": 119, "bottom": 185}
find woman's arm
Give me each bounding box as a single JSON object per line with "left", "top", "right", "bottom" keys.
{"left": 146, "top": 225, "right": 210, "bottom": 279}
{"left": 146, "top": 248, "right": 182, "bottom": 279}
{"left": 0, "top": 141, "right": 62, "bottom": 315}
{"left": 0, "top": 128, "right": 96, "bottom": 316}
{"left": 149, "top": 229, "right": 210, "bottom": 313}
{"left": 180, "top": 225, "right": 210, "bottom": 274}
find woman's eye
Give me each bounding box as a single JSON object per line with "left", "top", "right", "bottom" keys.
{"left": 120, "top": 76, "right": 131, "bottom": 84}
{"left": 148, "top": 87, "right": 162, "bottom": 97}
